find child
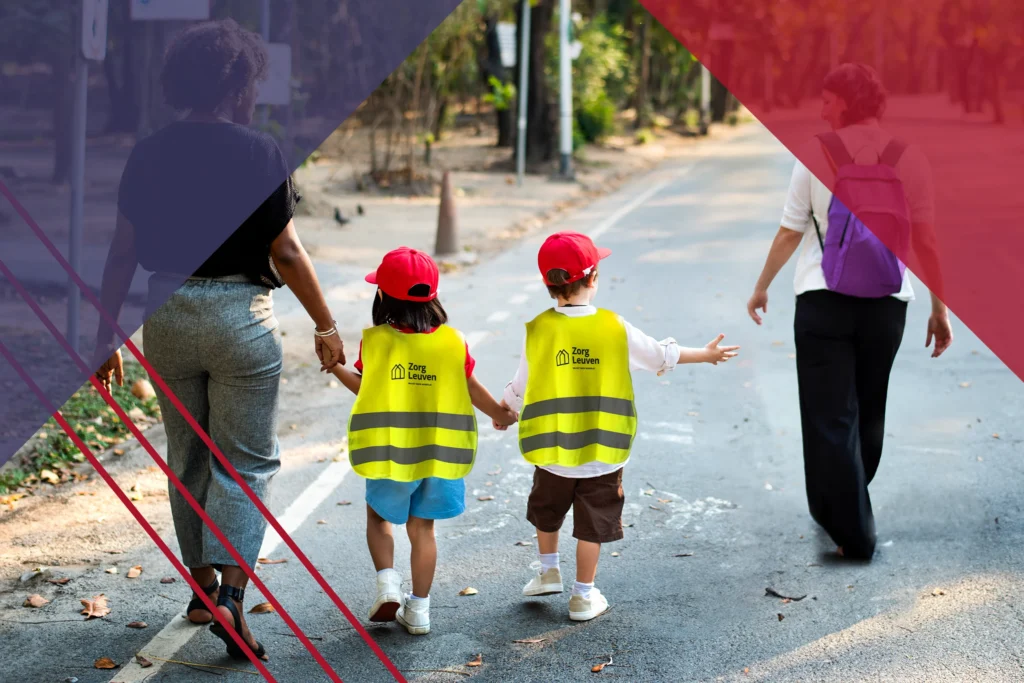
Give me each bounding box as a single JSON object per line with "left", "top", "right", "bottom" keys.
{"left": 332, "top": 247, "right": 517, "bottom": 635}
{"left": 497, "top": 231, "right": 738, "bottom": 621}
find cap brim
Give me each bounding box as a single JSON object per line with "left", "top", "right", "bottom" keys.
{"left": 365, "top": 271, "right": 378, "bottom": 285}
{"left": 597, "top": 247, "right": 612, "bottom": 259}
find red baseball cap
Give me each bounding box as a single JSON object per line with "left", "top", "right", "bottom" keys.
{"left": 537, "top": 231, "right": 612, "bottom": 285}
{"left": 365, "top": 247, "right": 439, "bottom": 302}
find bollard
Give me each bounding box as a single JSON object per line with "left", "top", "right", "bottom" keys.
{"left": 435, "top": 170, "right": 459, "bottom": 256}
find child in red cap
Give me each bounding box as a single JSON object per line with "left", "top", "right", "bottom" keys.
{"left": 497, "top": 231, "right": 739, "bottom": 621}
{"left": 332, "top": 247, "right": 517, "bottom": 635}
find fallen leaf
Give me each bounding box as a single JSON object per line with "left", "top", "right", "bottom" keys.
{"left": 127, "top": 566, "right": 142, "bottom": 579}
{"left": 513, "top": 638, "right": 546, "bottom": 644}
{"left": 81, "top": 594, "right": 111, "bottom": 619}
{"left": 24, "top": 594, "right": 49, "bottom": 608}
{"left": 782, "top": 598, "right": 792, "bottom": 604}
{"left": 257, "top": 558, "right": 287, "bottom": 565}
{"left": 159, "top": 577, "right": 176, "bottom": 584}
{"left": 993, "top": 433, "right": 1000, "bottom": 439}
{"left": 477, "top": 495, "right": 495, "bottom": 502}
{"left": 514, "top": 541, "right": 532, "bottom": 546}
{"left": 959, "top": 381, "right": 971, "bottom": 388}
{"left": 47, "top": 578, "right": 71, "bottom": 586}
{"left": 484, "top": 481, "right": 494, "bottom": 486}
{"left": 459, "top": 587, "right": 479, "bottom": 596}
{"left": 39, "top": 469, "right": 60, "bottom": 485}
{"left": 113, "top": 449, "right": 125, "bottom": 456}
{"left": 337, "top": 500, "right": 352, "bottom": 506}
{"left": 673, "top": 553, "right": 694, "bottom": 558}
{"left": 765, "top": 588, "right": 806, "bottom": 601}
{"left": 466, "top": 654, "right": 483, "bottom": 667}
{"left": 777, "top": 613, "right": 784, "bottom": 621}
{"left": 649, "top": 505, "right": 661, "bottom": 511}
{"left": 610, "top": 551, "right": 620, "bottom": 557}
{"left": 623, "top": 523, "right": 634, "bottom": 528}
{"left": 744, "top": 667, "right": 750, "bottom": 675}
{"left": 126, "top": 621, "right": 148, "bottom": 629}
{"left": 932, "top": 588, "right": 947, "bottom": 596}
{"left": 136, "top": 655, "right": 153, "bottom": 668}
{"left": 642, "top": 488, "right": 654, "bottom": 496}
{"left": 317, "top": 520, "right": 327, "bottom": 525}
{"left": 249, "top": 602, "right": 275, "bottom": 614}
{"left": 657, "top": 498, "right": 671, "bottom": 504}
{"left": 488, "top": 466, "right": 502, "bottom": 476}
{"left": 104, "top": 567, "right": 119, "bottom": 575}
{"left": 687, "top": 411, "right": 699, "bottom": 417}
{"left": 290, "top": 424, "right": 297, "bottom": 430}
{"left": 127, "top": 407, "right": 147, "bottom": 423}
{"left": 592, "top": 656, "right": 613, "bottom": 673}
{"left": 94, "top": 657, "right": 118, "bottom": 670}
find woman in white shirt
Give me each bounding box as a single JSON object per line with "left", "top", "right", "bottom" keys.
{"left": 746, "top": 63, "right": 953, "bottom": 560}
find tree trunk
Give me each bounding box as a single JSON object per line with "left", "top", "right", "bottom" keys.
{"left": 104, "top": 0, "right": 139, "bottom": 134}
{"left": 482, "top": 15, "right": 514, "bottom": 148}
{"left": 634, "top": 13, "right": 651, "bottom": 130}
{"left": 515, "top": 0, "right": 557, "bottom": 167}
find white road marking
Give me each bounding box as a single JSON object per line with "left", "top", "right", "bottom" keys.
{"left": 649, "top": 422, "right": 695, "bottom": 433}
{"left": 465, "top": 331, "right": 491, "bottom": 349}
{"left": 587, "top": 171, "right": 687, "bottom": 241}
{"left": 486, "top": 310, "right": 512, "bottom": 324}
{"left": 638, "top": 432, "right": 694, "bottom": 445}
{"left": 111, "top": 446, "right": 351, "bottom": 682}
{"left": 508, "top": 293, "right": 529, "bottom": 306}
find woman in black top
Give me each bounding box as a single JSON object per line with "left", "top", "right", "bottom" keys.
{"left": 93, "top": 20, "right": 342, "bottom": 661}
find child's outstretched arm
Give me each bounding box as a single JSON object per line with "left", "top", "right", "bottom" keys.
{"left": 330, "top": 363, "right": 362, "bottom": 395}
{"left": 468, "top": 374, "right": 518, "bottom": 426}
{"left": 677, "top": 334, "right": 740, "bottom": 366}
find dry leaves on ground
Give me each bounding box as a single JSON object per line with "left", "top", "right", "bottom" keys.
{"left": 160, "top": 577, "right": 176, "bottom": 584}
{"left": 513, "top": 638, "right": 546, "bottom": 644}
{"left": 249, "top": 602, "right": 275, "bottom": 614}
{"left": 674, "top": 553, "right": 694, "bottom": 558}
{"left": 257, "top": 558, "right": 287, "bottom": 565}
{"left": 81, "top": 594, "right": 111, "bottom": 619}
{"left": 104, "top": 567, "right": 118, "bottom": 575}
{"left": 126, "top": 621, "right": 148, "bottom": 629}
{"left": 24, "top": 594, "right": 49, "bottom": 608}
{"left": 477, "top": 495, "right": 495, "bottom": 502}
{"left": 126, "top": 566, "right": 142, "bottom": 579}
{"left": 765, "top": 587, "right": 806, "bottom": 602}
{"left": 458, "top": 587, "right": 479, "bottom": 596}
{"left": 466, "top": 654, "right": 483, "bottom": 667}
{"left": 932, "top": 588, "right": 947, "bottom": 596}
{"left": 514, "top": 541, "right": 532, "bottom": 546}
{"left": 337, "top": 500, "right": 352, "bottom": 506}
{"left": 592, "top": 656, "right": 613, "bottom": 673}
{"left": 777, "top": 613, "right": 784, "bottom": 621}
{"left": 48, "top": 578, "right": 71, "bottom": 586}
{"left": 610, "top": 552, "right": 620, "bottom": 557}
{"left": 94, "top": 657, "right": 118, "bottom": 669}
{"left": 136, "top": 655, "right": 153, "bottom": 668}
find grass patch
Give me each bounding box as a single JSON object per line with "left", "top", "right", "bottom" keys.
{"left": 0, "top": 361, "right": 161, "bottom": 496}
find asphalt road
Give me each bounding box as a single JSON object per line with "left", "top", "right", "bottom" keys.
{"left": 4, "top": 126, "right": 1023, "bottom": 683}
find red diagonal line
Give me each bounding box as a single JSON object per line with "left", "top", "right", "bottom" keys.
{"left": 0, "top": 256, "right": 344, "bottom": 683}
{"left": 0, "top": 180, "right": 407, "bottom": 682}
{"left": 0, "top": 337, "right": 277, "bottom": 681}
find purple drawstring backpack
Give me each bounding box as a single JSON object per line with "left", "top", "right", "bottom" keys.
{"left": 812, "top": 132, "right": 911, "bottom": 298}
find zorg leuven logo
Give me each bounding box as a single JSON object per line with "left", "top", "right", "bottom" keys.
{"left": 556, "top": 347, "right": 600, "bottom": 368}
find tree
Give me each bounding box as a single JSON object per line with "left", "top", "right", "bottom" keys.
{"left": 515, "top": 0, "right": 557, "bottom": 166}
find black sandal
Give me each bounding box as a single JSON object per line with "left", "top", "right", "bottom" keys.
{"left": 209, "top": 585, "right": 268, "bottom": 661}
{"left": 186, "top": 577, "right": 220, "bottom": 624}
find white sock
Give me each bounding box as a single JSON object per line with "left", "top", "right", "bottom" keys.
{"left": 572, "top": 581, "right": 594, "bottom": 598}
{"left": 377, "top": 568, "right": 395, "bottom": 577}
{"left": 539, "top": 552, "right": 560, "bottom": 572}
{"left": 408, "top": 594, "right": 428, "bottom": 602}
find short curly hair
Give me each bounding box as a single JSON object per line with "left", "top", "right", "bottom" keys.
{"left": 160, "top": 19, "right": 269, "bottom": 113}
{"left": 822, "top": 63, "right": 887, "bottom": 126}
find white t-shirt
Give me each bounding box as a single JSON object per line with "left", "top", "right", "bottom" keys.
{"left": 503, "top": 305, "right": 681, "bottom": 479}
{"left": 779, "top": 125, "right": 936, "bottom": 302}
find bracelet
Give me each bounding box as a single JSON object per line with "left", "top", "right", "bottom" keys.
{"left": 314, "top": 320, "right": 338, "bottom": 338}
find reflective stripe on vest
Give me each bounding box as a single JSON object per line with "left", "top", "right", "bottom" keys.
{"left": 518, "top": 308, "right": 637, "bottom": 467}
{"left": 348, "top": 325, "right": 477, "bottom": 481}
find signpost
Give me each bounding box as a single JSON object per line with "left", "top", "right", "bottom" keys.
{"left": 69, "top": 0, "right": 109, "bottom": 354}
{"left": 558, "top": 0, "right": 574, "bottom": 179}
{"left": 496, "top": 22, "right": 517, "bottom": 69}
{"left": 515, "top": 0, "right": 531, "bottom": 188}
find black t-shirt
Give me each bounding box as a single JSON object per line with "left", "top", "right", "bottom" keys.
{"left": 117, "top": 121, "right": 299, "bottom": 288}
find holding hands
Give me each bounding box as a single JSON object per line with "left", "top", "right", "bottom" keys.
{"left": 704, "top": 334, "right": 740, "bottom": 365}
{"left": 492, "top": 400, "right": 518, "bottom": 431}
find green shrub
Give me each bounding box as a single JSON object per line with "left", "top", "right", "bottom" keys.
{"left": 635, "top": 128, "right": 655, "bottom": 145}
{"left": 576, "top": 93, "right": 616, "bottom": 143}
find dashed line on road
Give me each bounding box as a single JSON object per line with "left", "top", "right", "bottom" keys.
{"left": 587, "top": 171, "right": 686, "bottom": 241}
{"left": 508, "top": 293, "right": 529, "bottom": 306}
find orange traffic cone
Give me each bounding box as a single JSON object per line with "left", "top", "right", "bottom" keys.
{"left": 435, "top": 170, "right": 459, "bottom": 257}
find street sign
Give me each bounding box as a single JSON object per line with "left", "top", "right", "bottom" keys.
{"left": 130, "top": 0, "right": 210, "bottom": 21}
{"left": 255, "top": 43, "right": 292, "bottom": 106}
{"left": 81, "top": 0, "right": 109, "bottom": 61}
{"left": 496, "top": 22, "right": 517, "bottom": 68}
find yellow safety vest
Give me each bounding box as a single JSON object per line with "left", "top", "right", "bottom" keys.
{"left": 348, "top": 324, "right": 477, "bottom": 481}
{"left": 518, "top": 308, "right": 637, "bottom": 467}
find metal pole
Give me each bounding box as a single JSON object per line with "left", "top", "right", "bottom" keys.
{"left": 516, "top": 0, "right": 531, "bottom": 187}
{"left": 700, "top": 63, "right": 711, "bottom": 135}
{"left": 558, "top": 0, "right": 573, "bottom": 178}
{"left": 68, "top": 55, "right": 88, "bottom": 355}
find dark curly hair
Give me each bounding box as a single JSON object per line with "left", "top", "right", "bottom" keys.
{"left": 160, "top": 19, "right": 269, "bottom": 113}
{"left": 822, "top": 63, "right": 888, "bottom": 126}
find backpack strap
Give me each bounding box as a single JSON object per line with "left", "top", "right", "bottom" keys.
{"left": 816, "top": 132, "right": 853, "bottom": 172}
{"left": 879, "top": 138, "right": 908, "bottom": 167}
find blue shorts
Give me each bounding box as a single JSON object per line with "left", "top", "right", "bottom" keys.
{"left": 365, "top": 477, "right": 466, "bottom": 525}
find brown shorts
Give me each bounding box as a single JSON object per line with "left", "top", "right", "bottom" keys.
{"left": 526, "top": 466, "right": 625, "bottom": 544}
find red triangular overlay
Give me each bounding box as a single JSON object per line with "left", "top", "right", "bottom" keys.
{"left": 641, "top": 0, "right": 1024, "bottom": 382}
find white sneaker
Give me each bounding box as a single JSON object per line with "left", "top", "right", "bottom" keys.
{"left": 522, "top": 567, "right": 563, "bottom": 596}
{"left": 396, "top": 594, "right": 430, "bottom": 635}
{"left": 368, "top": 568, "right": 403, "bottom": 622}
{"left": 569, "top": 587, "right": 609, "bottom": 621}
